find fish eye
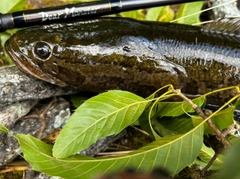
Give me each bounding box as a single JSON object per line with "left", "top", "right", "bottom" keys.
{"left": 34, "top": 42, "right": 51, "bottom": 60}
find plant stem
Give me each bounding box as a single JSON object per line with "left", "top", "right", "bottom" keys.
{"left": 173, "top": 89, "right": 230, "bottom": 149}
{"left": 200, "top": 152, "right": 219, "bottom": 176}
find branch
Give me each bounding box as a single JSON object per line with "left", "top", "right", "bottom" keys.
{"left": 173, "top": 89, "right": 230, "bottom": 149}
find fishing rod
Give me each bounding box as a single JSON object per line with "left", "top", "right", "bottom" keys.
{"left": 0, "top": 0, "right": 203, "bottom": 32}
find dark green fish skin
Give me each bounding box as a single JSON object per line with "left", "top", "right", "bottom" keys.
{"left": 5, "top": 17, "right": 240, "bottom": 98}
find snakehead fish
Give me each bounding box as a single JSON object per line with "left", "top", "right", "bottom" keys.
{"left": 5, "top": 17, "right": 240, "bottom": 98}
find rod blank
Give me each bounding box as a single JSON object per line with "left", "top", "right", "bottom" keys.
{"left": 0, "top": 0, "right": 203, "bottom": 32}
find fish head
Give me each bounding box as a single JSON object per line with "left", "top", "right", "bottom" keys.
{"left": 4, "top": 22, "right": 88, "bottom": 87}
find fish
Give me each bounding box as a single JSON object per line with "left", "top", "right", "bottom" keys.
{"left": 5, "top": 17, "right": 240, "bottom": 98}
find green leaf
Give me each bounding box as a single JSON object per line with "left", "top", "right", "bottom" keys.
{"left": 119, "top": 10, "right": 145, "bottom": 20}
{"left": 0, "top": 0, "right": 26, "bottom": 13}
{"left": 16, "top": 124, "right": 203, "bottom": 178}
{"left": 138, "top": 102, "right": 158, "bottom": 136}
{"left": 218, "top": 138, "right": 240, "bottom": 179}
{"left": 139, "top": 96, "right": 204, "bottom": 138}
{"left": 175, "top": 2, "right": 204, "bottom": 25}
{"left": 53, "top": 90, "right": 148, "bottom": 158}
{"left": 198, "top": 144, "right": 224, "bottom": 170}
{"left": 0, "top": 124, "right": 9, "bottom": 134}
{"left": 192, "top": 106, "right": 235, "bottom": 135}
{"left": 156, "top": 115, "right": 194, "bottom": 136}
{"left": 157, "top": 6, "right": 174, "bottom": 22}
{"left": 227, "top": 135, "right": 240, "bottom": 145}
{"left": 157, "top": 96, "right": 206, "bottom": 117}
{"left": 234, "top": 99, "right": 240, "bottom": 109}
{"left": 145, "top": 7, "right": 164, "bottom": 21}
{"left": 145, "top": 6, "right": 174, "bottom": 22}
{"left": 138, "top": 90, "right": 162, "bottom": 124}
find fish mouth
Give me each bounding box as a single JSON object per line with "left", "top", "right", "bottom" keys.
{"left": 5, "top": 39, "right": 66, "bottom": 87}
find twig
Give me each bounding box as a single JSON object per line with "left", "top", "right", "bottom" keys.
{"left": 204, "top": 109, "right": 230, "bottom": 148}
{"left": 21, "top": 97, "right": 57, "bottom": 139}
{"left": 173, "top": 89, "right": 230, "bottom": 148}
{"left": 171, "top": 89, "right": 234, "bottom": 176}
{"left": 130, "top": 125, "right": 150, "bottom": 136}
{"left": 201, "top": 152, "right": 219, "bottom": 176}
{"left": 222, "top": 124, "right": 239, "bottom": 137}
